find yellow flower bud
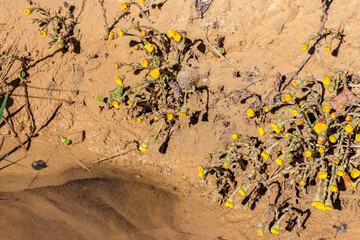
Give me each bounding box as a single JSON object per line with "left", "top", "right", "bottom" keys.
{"left": 120, "top": 3, "right": 128, "bottom": 10}
{"left": 323, "top": 105, "right": 330, "bottom": 113}
{"left": 258, "top": 128, "right": 265, "bottom": 137}
{"left": 322, "top": 76, "right": 331, "bottom": 86}
{"left": 304, "top": 150, "right": 312, "bottom": 158}
{"left": 345, "top": 123, "right": 354, "bottom": 133}
{"left": 150, "top": 68, "right": 160, "bottom": 79}
{"left": 232, "top": 133, "right": 239, "bottom": 140}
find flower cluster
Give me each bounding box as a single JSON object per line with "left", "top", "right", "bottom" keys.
{"left": 200, "top": 69, "right": 360, "bottom": 236}
{"left": 98, "top": 22, "right": 204, "bottom": 152}
{"left": 24, "top": 2, "right": 76, "bottom": 49}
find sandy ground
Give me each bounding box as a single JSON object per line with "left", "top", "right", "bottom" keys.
{"left": 1, "top": 0, "right": 360, "bottom": 239}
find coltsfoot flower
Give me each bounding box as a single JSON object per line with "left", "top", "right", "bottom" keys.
{"left": 301, "top": 43, "right": 308, "bottom": 51}
{"left": 144, "top": 43, "right": 154, "bottom": 53}
{"left": 115, "top": 76, "right": 123, "bottom": 85}
{"left": 139, "top": 140, "right": 149, "bottom": 152}
{"left": 264, "top": 106, "right": 270, "bottom": 112}
{"left": 224, "top": 198, "right": 234, "bottom": 208}
{"left": 258, "top": 128, "right": 265, "bottom": 137}
{"left": 117, "top": 28, "right": 125, "bottom": 37}
{"left": 246, "top": 108, "right": 255, "bottom": 117}
{"left": 198, "top": 166, "right": 204, "bottom": 178}
{"left": 322, "top": 76, "right": 331, "bottom": 85}
{"left": 261, "top": 150, "right": 270, "bottom": 160}
{"left": 329, "top": 135, "right": 337, "bottom": 143}
{"left": 112, "top": 101, "right": 119, "bottom": 109}
{"left": 232, "top": 133, "right": 239, "bottom": 140}
{"left": 345, "top": 123, "right": 354, "bottom": 133}
{"left": 323, "top": 105, "right": 330, "bottom": 113}
{"left": 141, "top": 59, "right": 149, "bottom": 68}
{"left": 24, "top": 8, "right": 32, "bottom": 15}
{"left": 167, "top": 113, "right": 174, "bottom": 121}
{"left": 109, "top": 31, "right": 114, "bottom": 40}
{"left": 314, "top": 121, "right": 326, "bottom": 134}
{"left": 120, "top": 3, "right": 128, "bottom": 10}
{"left": 271, "top": 124, "right": 281, "bottom": 134}
{"left": 270, "top": 223, "right": 280, "bottom": 235}
{"left": 292, "top": 109, "right": 298, "bottom": 117}
{"left": 167, "top": 30, "right": 175, "bottom": 38}
{"left": 317, "top": 171, "right": 328, "bottom": 179}
{"left": 323, "top": 200, "right": 334, "bottom": 211}
{"left": 40, "top": 30, "right": 47, "bottom": 37}
{"left": 173, "top": 32, "right": 182, "bottom": 42}
{"left": 330, "top": 185, "right": 338, "bottom": 192}
{"left": 304, "top": 150, "right": 312, "bottom": 158}
{"left": 150, "top": 68, "right": 160, "bottom": 79}
{"left": 137, "top": 117, "right": 143, "bottom": 123}
{"left": 351, "top": 169, "right": 360, "bottom": 179}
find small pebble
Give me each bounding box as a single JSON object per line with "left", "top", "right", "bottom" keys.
{"left": 31, "top": 160, "right": 47, "bottom": 170}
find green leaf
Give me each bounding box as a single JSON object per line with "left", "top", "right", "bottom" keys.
{"left": 0, "top": 92, "right": 9, "bottom": 123}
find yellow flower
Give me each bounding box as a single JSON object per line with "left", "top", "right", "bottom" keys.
{"left": 314, "top": 122, "right": 326, "bottom": 135}
{"left": 270, "top": 223, "right": 280, "bottom": 235}
{"left": 351, "top": 169, "right": 360, "bottom": 179}
{"left": 167, "top": 113, "right": 174, "bottom": 121}
{"left": 318, "top": 147, "right": 325, "bottom": 154}
{"left": 330, "top": 185, "right": 338, "bottom": 192}
{"left": 301, "top": 44, "right": 308, "bottom": 51}
{"left": 304, "top": 150, "right": 312, "bottom": 158}
{"left": 284, "top": 94, "right": 292, "bottom": 102}
{"left": 117, "top": 28, "right": 124, "bottom": 37}
{"left": 284, "top": 133, "right": 290, "bottom": 138}
{"left": 137, "top": 117, "right": 143, "bottom": 123}
{"left": 246, "top": 108, "right": 255, "bottom": 117}
{"left": 133, "top": 44, "right": 139, "bottom": 50}
{"left": 173, "top": 32, "right": 182, "bottom": 42}
{"left": 224, "top": 198, "right": 234, "bottom": 208}
{"left": 312, "top": 201, "right": 325, "bottom": 210}
{"left": 238, "top": 188, "right": 246, "bottom": 196}
{"left": 271, "top": 124, "right": 281, "bottom": 134}
{"left": 299, "top": 101, "right": 304, "bottom": 106}
{"left": 256, "top": 225, "right": 264, "bottom": 237}
{"left": 139, "top": 140, "right": 149, "bottom": 152}
{"left": 232, "top": 133, "right": 239, "bottom": 140}
{"left": 40, "top": 30, "right": 47, "bottom": 37}
{"left": 261, "top": 150, "right": 270, "bottom": 160}
{"left": 198, "top": 166, "right": 204, "bottom": 178}
{"left": 356, "top": 134, "right": 360, "bottom": 142}
{"left": 275, "top": 157, "right": 284, "bottom": 166}
{"left": 300, "top": 180, "right": 306, "bottom": 186}
{"left": 317, "top": 171, "right": 328, "bottom": 179}
{"left": 292, "top": 109, "right": 298, "bottom": 117}
{"left": 324, "top": 46, "right": 331, "bottom": 52}
{"left": 339, "top": 104, "right": 344, "bottom": 109}
{"left": 127, "top": 115, "right": 132, "bottom": 120}
{"left": 329, "top": 135, "right": 337, "bottom": 143}
{"left": 140, "top": 0, "right": 146, "bottom": 3}
{"left": 323, "top": 105, "right": 330, "bottom": 113}
{"left": 150, "top": 68, "right": 160, "bottom": 79}
{"left": 264, "top": 106, "right": 270, "bottom": 113}
{"left": 346, "top": 115, "right": 351, "bottom": 121}
{"left": 154, "top": 116, "right": 158, "bottom": 120}
{"left": 112, "top": 101, "right": 120, "bottom": 109}
{"left": 144, "top": 43, "right": 154, "bottom": 53}
{"left": 127, "top": 97, "right": 134, "bottom": 106}
{"left": 345, "top": 123, "right": 354, "bottom": 133}
{"left": 336, "top": 170, "right": 345, "bottom": 177}
{"left": 258, "top": 128, "right": 265, "bottom": 137}
{"left": 114, "top": 62, "right": 120, "bottom": 69}
{"left": 141, "top": 59, "right": 149, "bottom": 68}
{"left": 166, "top": 30, "right": 175, "bottom": 38}
{"left": 178, "top": 112, "right": 187, "bottom": 117}
{"left": 120, "top": 3, "right": 128, "bottom": 10}
{"left": 323, "top": 200, "right": 334, "bottom": 212}
{"left": 114, "top": 76, "right": 123, "bottom": 85}
{"left": 332, "top": 157, "right": 340, "bottom": 165}
{"left": 24, "top": 8, "right": 31, "bottom": 15}
{"left": 322, "top": 76, "right": 331, "bottom": 86}
{"left": 109, "top": 31, "right": 114, "bottom": 40}
{"left": 330, "top": 112, "right": 336, "bottom": 119}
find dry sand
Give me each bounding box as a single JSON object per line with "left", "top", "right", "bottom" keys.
{"left": 1, "top": 0, "right": 360, "bottom": 239}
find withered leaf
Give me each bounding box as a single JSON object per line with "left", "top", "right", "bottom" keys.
{"left": 330, "top": 82, "right": 360, "bottom": 112}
